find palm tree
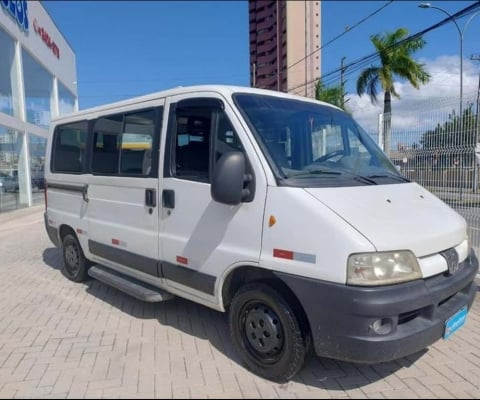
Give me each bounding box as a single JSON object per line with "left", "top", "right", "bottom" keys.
{"left": 356, "top": 28, "right": 430, "bottom": 156}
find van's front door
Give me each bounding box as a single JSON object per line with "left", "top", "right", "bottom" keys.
{"left": 160, "top": 94, "right": 265, "bottom": 304}
{"left": 86, "top": 107, "right": 163, "bottom": 280}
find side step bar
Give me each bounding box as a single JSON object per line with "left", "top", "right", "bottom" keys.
{"left": 88, "top": 265, "right": 174, "bottom": 302}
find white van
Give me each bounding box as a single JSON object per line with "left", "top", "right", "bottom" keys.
{"left": 44, "top": 85, "right": 478, "bottom": 382}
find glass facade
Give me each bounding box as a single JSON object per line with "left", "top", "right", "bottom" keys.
{"left": 58, "top": 81, "right": 76, "bottom": 116}
{"left": 23, "top": 49, "right": 54, "bottom": 128}
{"left": 29, "top": 133, "right": 46, "bottom": 205}
{"left": 0, "top": 27, "right": 19, "bottom": 117}
{"left": 0, "top": 125, "right": 27, "bottom": 212}
{"left": 0, "top": 3, "right": 78, "bottom": 213}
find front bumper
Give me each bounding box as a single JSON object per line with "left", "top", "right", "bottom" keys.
{"left": 274, "top": 249, "right": 478, "bottom": 363}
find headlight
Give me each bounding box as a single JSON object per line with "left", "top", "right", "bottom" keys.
{"left": 347, "top": 250, "right": 422, "bottom": 286}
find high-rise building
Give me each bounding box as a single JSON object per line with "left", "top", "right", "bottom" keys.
{"left": 249, "top": 0, "right": 321, "bottom": 98}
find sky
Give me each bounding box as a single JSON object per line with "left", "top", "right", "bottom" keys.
{"left": 43, "top": 0, "right": 480, "bottom": 134}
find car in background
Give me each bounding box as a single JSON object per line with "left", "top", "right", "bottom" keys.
{"left": 0, "top": 171, "right": 45, "bottom": 193}
{"left": 31, "top": 170, "right": 45, "bottom": 191}
{"left": 0, "top": 173, "right": 17, "bottom": 193}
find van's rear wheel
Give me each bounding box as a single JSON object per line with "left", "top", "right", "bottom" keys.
{"left": 62, "top": 233, "right": 91, "bottom": 282}
{"left": 229, "top": 282, "right": 307, "bottom": 382}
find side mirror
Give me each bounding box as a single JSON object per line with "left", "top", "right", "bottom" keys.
{"left": 211, "top": 152, "right": 250, "bottom": 205}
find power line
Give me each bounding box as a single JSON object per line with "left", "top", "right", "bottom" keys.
{"left": 319, "top": 2, "right": 480, "bottom": 88}
{"left": 283, "top": 0, "right": 394, "bottom": 74}
{"left": 287, "top": 1, "right": 480, "bottom": 93}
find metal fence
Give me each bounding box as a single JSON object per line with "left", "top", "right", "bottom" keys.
{"left": 374, "top": 96, "right": 480, "bottom": 258}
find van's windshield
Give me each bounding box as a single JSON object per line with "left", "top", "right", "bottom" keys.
{"left": 234, "top": 93, "right": 408, "bottom": 187}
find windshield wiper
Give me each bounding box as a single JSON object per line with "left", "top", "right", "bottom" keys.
{"left": 350, "top": 174, "right": 378, "bottom": 185}
{"left": 367, "top": 173, "right": 410, "bottom": 182}
{"left": 287, "top": 168, "right": 342, "bottom": 178}
{"left": 287, "top": 168, "right": 378, "bottom": 185}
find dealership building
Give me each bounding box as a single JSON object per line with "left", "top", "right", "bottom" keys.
{"left": 0, "top": 0, "right": 77, "bottom": 213}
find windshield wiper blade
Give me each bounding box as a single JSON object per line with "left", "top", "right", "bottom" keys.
{"left": 287, "top": 168, "right": 342, "bottom": 178}
{"left": 328, "top": 167, "right": 377, "bottom": 185}
{"left": 288, "top": 168, "right": 378, "bottom": 185}
{"left": 367, "top": 173, "right": 410, "bottom": 182}
{"left": 351, "top": 174, "right": 378, "bottom": 185}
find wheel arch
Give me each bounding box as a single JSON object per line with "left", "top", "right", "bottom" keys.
{"left": 220, "top": 265, "right": 312, "bottom": 337}
{"left": 59, "top": 224, "right": 77, "bottom": 243}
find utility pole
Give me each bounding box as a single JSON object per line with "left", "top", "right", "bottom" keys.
{"left": 340, "top": 56, "right": 346, "bottom": 109}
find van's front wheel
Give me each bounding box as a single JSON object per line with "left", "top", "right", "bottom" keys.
{"left": 62, "top": 233, "right": 91, "bottom": 282}
{"left": 229, "top": 282, "right": 307, "bottom": 382}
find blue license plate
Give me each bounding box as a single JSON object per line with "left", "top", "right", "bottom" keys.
{"left": 444, "top": 306, "right": 468, "bottom": 339}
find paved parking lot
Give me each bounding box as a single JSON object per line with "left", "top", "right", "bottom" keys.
{"left": 0, "top": 205, "right": 479, "bottom": 399}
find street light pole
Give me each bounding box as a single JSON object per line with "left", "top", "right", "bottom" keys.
{"left": 419, "top": 3, "right": 463, "bottom": 116}
{"left": 420, "top": 3, "right": 480, "bottom": 194}
{"left": 419, "top": 4, "right": 480, "bottom": 117}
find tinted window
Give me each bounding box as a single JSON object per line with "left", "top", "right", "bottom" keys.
{"left": 173, "top": 107, "right": 212, "bottom": 182}
{"left": 91, "top": 109, "right": 156, "bottom": 176}
{"left": 92, "top": 114, "right": 122, "bottom": 174}
{"left": 52, "top": 121, "right": 88, "bottom": 173}
{"left": 170, "top": 105, "right": 243, "bottom": 183}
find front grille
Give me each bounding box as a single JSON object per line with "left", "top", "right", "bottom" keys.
{"left": 438, "top": 293, "right": 455, "bottom": 308}
{"left": 398, "top": 308, "right": 423, "bottom": 325}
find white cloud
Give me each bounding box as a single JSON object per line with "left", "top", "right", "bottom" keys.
{"left": 346, "top": 55, "right": 480, "bottom": 135}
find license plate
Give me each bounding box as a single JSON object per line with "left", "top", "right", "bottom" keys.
{"left": 444, "top": 306, "right": 468, "bottom": 339}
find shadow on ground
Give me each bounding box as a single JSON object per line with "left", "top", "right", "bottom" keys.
{"left": 42, "top": 247, "right": 63, "bottom": 271}
{"left": 42, "top": 246, "right": 427, "bottom": 390}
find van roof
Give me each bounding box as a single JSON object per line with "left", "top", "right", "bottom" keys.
{"left": 51, "top": 84, "right": 339, "bottom": 124}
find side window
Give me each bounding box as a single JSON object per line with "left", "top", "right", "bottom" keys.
{"left": 92, "top": 114, "right": 122, "bottom": 174}
{"left": 215, "top": 111, "right": 243, "bottom": 161}
{"left": 91, "top": 109, "right": 156, "bottom": 176}
{"left": 171, "top": 104, "right": 244, "bottom": 183}
{"left": 52, "top": 121, "right": 88, "bottom": 173}
{"left": 173, "top": 107, "right": 212, "bottom": 182}
{"left": 121, "top": 110, "right": 155, "bottom": 175}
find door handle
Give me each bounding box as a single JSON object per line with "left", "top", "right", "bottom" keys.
{"left": 145, "top": 188, "right": 157, "bottom": 207}
{"left": 82, "top": 184, "right": 89, "bottom": 202}
{"left": 162, "top": 189, "right": 175, "bottom": 209}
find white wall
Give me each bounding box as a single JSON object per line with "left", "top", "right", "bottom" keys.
{"left": 0, "top": 1, "right": 77, "bottom": 96}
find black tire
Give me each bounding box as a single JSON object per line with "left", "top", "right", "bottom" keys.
{"left": 229, "top": 282, "right": 308, "bottom": 382}
{"left": 62, "top": 233, "right": 91, "bottom": 282}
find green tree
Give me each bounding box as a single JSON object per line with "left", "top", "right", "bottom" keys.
{"left": 420, "top": 104, "right": 477, "bottom": 168}
{"left": 315, "top": 80, "right": 344, "bottom": 110}
{"left": 356, "top": 28, "right": 430, "bottom": 155}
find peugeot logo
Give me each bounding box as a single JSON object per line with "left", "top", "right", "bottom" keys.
{"left": 440, "top": 248, "right": 459, "bottom": 275}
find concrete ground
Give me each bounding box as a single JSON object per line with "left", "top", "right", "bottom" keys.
{"left": 0, "top": 205, "right": 479, "bottom": 399}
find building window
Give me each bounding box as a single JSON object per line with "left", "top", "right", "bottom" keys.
{"left": 22, "top": 49, "right": 54, "bottom": 128}
{"left": 58, "top": 81, "right": 76, "bottom": 116}
{"left": 29, "top": 133, "right": 46, "bottom": 201}
{"left": 0, "top": 27, "right": 19, "bottom": 117}
{"left": 0, "top": 126, "right": 18, "bottom": 185}
{"left": 0, "top": 126, "right": 28, "bottom": 210}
